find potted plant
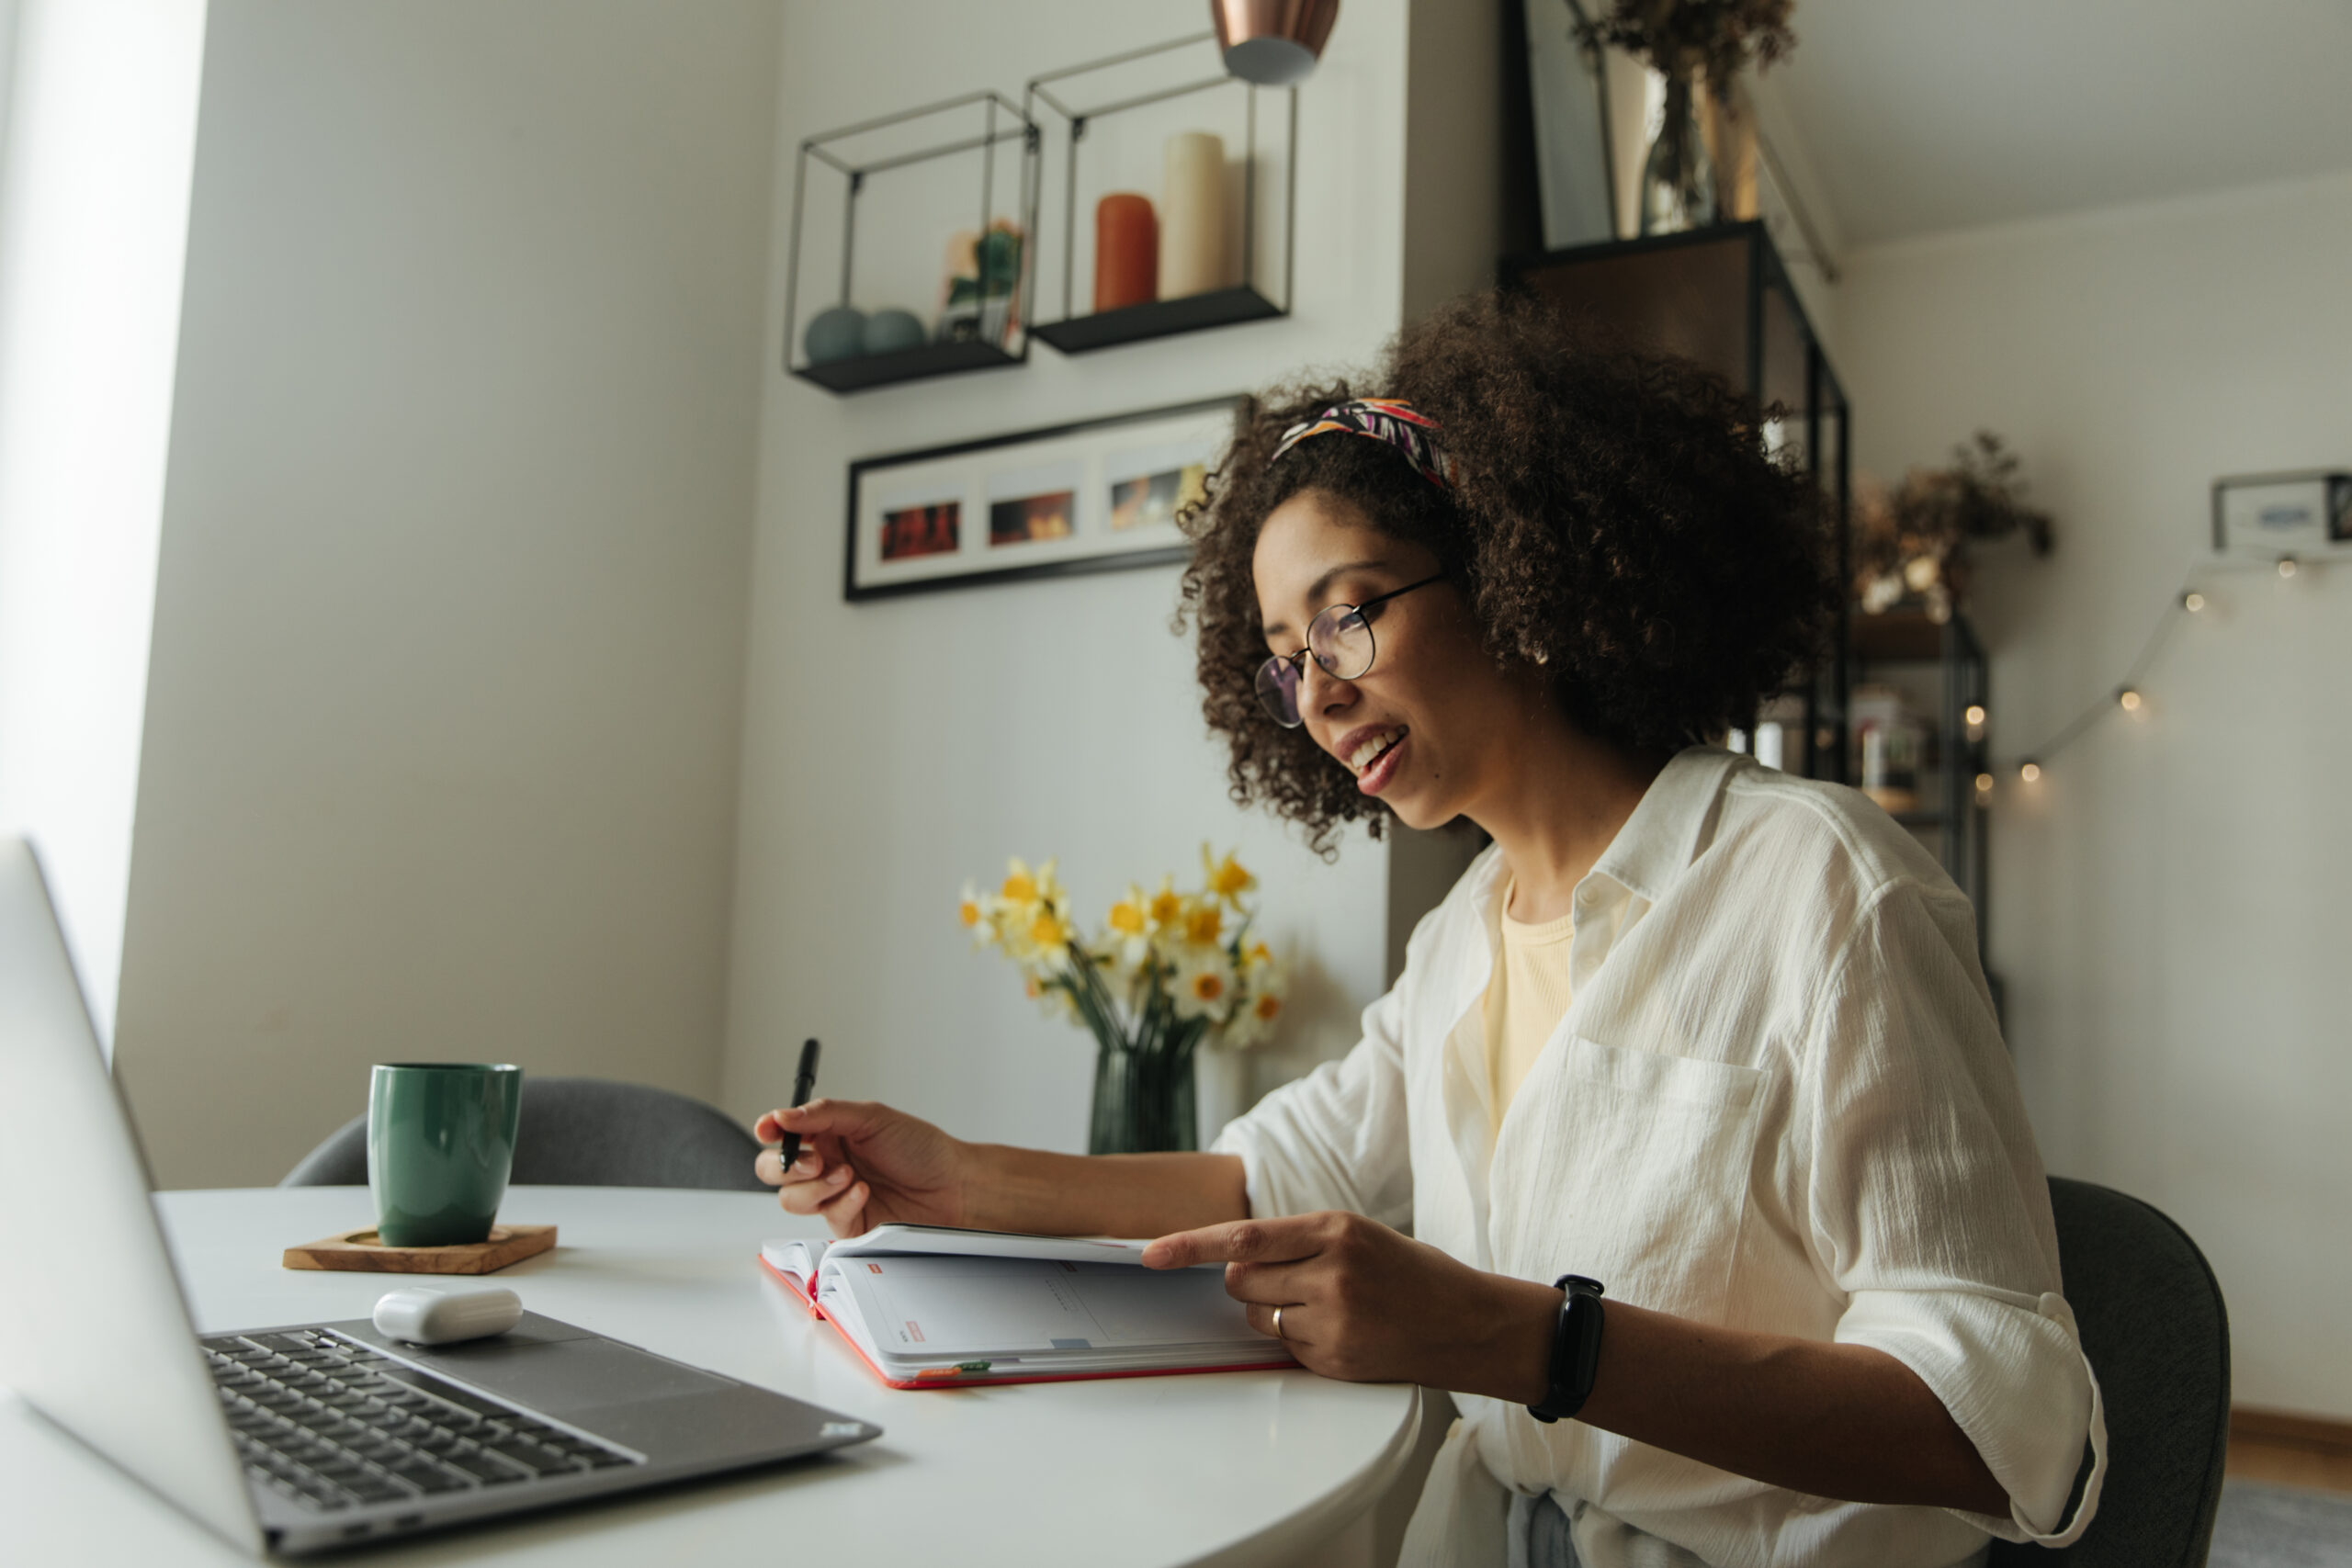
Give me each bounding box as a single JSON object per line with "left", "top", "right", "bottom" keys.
{"left": 1854, "top": 432, "right": 2055, "bottom": 623}
{"left": 960, "top": 849, "right": 1287, "bottom": 1155}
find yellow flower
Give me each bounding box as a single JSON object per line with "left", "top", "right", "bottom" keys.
{"left": 1252, "top": 992, "right": 1282, "bottom": 1021}
{"left": 1027, "top": 908, "right": 1075, "bottom": 969}
{"left": 1182, "top": 902, "right": 1223, "bottom": 947}
{"left": 1202, "top": 843, "right": 1256, "bottom": 907}
{"left": 1000, "top": 858, "right": 1039, "bottom": 905}
{"left": 1102, "top": 885, "right": 1152, "bottom": 970}
{"left": 1147, "top": 875, "right": 1184, "bottom": 931}
{"left": 959, "top": 881, "right": 984, "bottom": 928}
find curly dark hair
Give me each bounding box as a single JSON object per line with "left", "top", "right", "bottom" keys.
{"left": 1177, "top": 289, "right": 1835, "bottom": 856}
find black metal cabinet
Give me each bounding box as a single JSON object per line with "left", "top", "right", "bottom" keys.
{"left": 1500, "top": 220, "right": 1852, "bottom": 782}
{"left": 1852, "top": 610, "right": 1992, "bottom": 955}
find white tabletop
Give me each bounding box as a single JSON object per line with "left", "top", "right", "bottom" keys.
{"left": 0, "top": 1186, "right": 1423, "bottom": 1566}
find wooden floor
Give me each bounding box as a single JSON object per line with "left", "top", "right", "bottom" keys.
{"left": 2227, "top": 1408, "right": 2352, "bottom": 1494}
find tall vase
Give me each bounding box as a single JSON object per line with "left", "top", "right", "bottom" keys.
{"left": 1700, "top": 83, "right": 1758, "bottom": 222}
{"left": 1087, "top": 1025, "right": 1204, "bottom": 1156}
{"left": 1638, "top": 74, "right": 1718, "bottom": 236}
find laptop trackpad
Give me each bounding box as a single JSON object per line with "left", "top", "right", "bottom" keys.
{"left": 390, "top": 1325, "right": 735, "bottom": 1416}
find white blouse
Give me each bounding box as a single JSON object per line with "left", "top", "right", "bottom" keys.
{"left": 1212, "top": 748, "right": 2105, "bottom": 1568}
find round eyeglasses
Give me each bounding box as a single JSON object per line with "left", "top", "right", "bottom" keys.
{"left": 1255, "top": 572, "right": 1446, "bottom": 728}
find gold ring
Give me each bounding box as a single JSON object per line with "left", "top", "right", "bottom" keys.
{"left": 1272, "top": 1305, "right": 1285, "bottom": 1339}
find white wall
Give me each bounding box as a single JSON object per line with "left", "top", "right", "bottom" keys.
{"left": 721, "top": 0, "right": 1506, "bottom": 1150}
{"left": 1838, "top": 171, "right": 2352, "bottom": 1418}
{"left": 113, "top": 0, "right": 781, "bottom": 1189}
{"left": 0, "top": 0, "right": 207, "bottom": 1049}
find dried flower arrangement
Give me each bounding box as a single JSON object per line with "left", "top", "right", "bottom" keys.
{"left": 1854, "top": 432, "right": 2055, "bottom": 623}
{"left": 1576, "top": 0, "right": 1797, "bottom": 97}
{"left": 1575, "top": 1, "right": 1799, "bottom": 230}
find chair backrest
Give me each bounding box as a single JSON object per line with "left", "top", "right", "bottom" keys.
{"left": 280, "top": 1076, "right": 768, "bottom": 1191}
{"left": 1987, "top": 1177, "right": 2230, "bottom": 1568}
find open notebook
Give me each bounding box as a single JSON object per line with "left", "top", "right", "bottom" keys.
{"left": 759, "top": 1224, "right": 1296, "bottom": 1389}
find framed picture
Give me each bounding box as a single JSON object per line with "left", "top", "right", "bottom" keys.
{"left": 844, "top": 396, "right": 1238, "bottom": 601}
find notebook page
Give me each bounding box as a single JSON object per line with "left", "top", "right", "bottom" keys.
{"left": 825, "top": 1224, "right": 1160, "bottom": 1267}
{"left": 828, "top": 1255, "right": 1263, "bottom": 1360}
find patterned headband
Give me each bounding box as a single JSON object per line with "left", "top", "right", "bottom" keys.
{"left": 1270, "top": 398, "right": 1457, "bottom": 490}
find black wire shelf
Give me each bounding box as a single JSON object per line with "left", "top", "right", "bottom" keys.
{"left": 1030, "top": 285, "right": 1283, "bottom": 353}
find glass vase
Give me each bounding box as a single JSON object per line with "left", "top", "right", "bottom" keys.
{"left": 1638, "top": 75, "right": 1718, "bottom": 236}
{"left": 1087, "top": 1028, "right": 1204, "bottom": 1156}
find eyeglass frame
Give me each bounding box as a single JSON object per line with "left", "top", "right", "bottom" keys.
{"left": 1256, "top": 570, "right": 1448, "bottom": 728}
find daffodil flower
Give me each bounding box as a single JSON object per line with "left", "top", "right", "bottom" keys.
{"left": 1202, "top": 843, "right": 1256, "bottom": 908}
{"left": 1169, "top": 947, "right": 1238, "bottom": 1023}
{"left": 1028, "top": 908, "right": 1075, "bottom": 969}
{"left": 1223, "top": 986, "right": 1285, "bottom": 1047}
{"left": 959, "top": 881, "right": 996, "bottom": 944}
{"left": 1103, "top": 885, "right": 1152, "bottom": 969}
{"left": 1146, "top": 874, "right": 1185, "bottom": 931}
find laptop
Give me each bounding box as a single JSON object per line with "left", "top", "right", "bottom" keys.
{"left": 0, "top": 839, "right": 880, "bottom": 1555}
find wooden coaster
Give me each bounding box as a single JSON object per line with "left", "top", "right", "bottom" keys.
{"left": 281, "top": 1224, "right": 556, "bottom": 1275}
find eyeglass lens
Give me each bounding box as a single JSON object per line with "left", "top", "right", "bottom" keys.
{"left": 1254, "top": 604, "right": 1375, "bottom": 728}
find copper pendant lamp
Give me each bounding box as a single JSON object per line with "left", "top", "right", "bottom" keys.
{"left": 1212, "top": 0, "right": 1340, "bottom": 85}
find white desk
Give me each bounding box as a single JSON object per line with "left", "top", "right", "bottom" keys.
{"left": 0, "top": 1186, "right": 1425, "bottom": 1567}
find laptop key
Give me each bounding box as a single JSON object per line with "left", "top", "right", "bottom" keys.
{"left": 441, "top": 1448, "right": 531, "bottom": 1485}
{"left": 484, "top": 1440, "right": 581, "bottom": 1477}
{"left": 389, "top": 1460, "right": 473, "bottom": 1495}
{"left": 351, "top": 1475, "right": 413, "bottom": 1504}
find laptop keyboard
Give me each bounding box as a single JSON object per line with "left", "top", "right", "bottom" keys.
{"left": 202, "top": 1328, "right": 640, "bottom": 1513}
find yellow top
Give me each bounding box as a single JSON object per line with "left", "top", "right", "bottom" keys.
{"left": 1482, "top": 880, "right": 1576, "bottom": 1127}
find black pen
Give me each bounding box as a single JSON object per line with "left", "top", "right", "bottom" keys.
{"left": 778, "top": 1039, "right": 821, "bottom": 1176}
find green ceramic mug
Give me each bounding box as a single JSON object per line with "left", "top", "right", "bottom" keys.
{"left": 368, "top": 1063, "right": 524, "bottom": 1247}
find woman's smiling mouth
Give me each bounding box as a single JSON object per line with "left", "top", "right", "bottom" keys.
{"left": 1347, "top": 726, "right": 1408, "bottom": 773}
{"left": 1338, "top": 725, "right": 1409, "bottom": 795}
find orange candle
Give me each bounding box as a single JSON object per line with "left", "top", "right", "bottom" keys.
{"left": 1093, "top": 193, "right": 1158, "bottom": 312}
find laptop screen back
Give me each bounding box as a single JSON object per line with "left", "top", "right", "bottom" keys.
{"left": 0, "top": 839, "right": 263, "bottom": 1552}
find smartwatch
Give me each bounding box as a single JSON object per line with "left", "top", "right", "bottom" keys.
{"left": 1527, "top": 1273, "right": 1606, "bottom": 1425}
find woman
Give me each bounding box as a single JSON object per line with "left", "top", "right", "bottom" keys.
{"left": 756, "top": 293, "right": 2103, "bottom": 1567}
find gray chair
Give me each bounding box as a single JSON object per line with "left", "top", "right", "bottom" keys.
{"left": 281, "top": 1076, "right": 768, "bottom": 1191}
{"left": 1987, "top": 1177, "right": 2231, "bottom": 1568}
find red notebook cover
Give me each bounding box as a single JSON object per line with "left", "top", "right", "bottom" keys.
{"left": 756, "top": 1252, "right": 1295, "bottom": 1391}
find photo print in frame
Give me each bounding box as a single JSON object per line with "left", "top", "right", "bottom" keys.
{"left": 844, "top": 396, "right": 1238, "bottom": 601}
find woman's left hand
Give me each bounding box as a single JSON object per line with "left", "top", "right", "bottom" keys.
{"left": 1142, "top": 1210, "right": 1555, "bottom": 1397}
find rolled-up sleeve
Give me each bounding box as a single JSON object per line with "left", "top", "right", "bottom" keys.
{"left": 1211, "top": 980, "right": 1416, "bottom": 1230}
{"left": 1804, "top": 882, "right": 2107, "bottom": 1545}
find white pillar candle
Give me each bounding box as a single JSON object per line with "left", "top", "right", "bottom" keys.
{"left": 1159, "top": 131, "right": 1226, "bottom": 299}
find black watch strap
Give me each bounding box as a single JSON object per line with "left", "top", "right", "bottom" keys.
{"left": 1527, "top": 1273, "right": 1606, "bottom": 1425}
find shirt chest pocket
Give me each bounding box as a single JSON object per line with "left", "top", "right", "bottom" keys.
{"left": 1489, "top": 1035, "right": 1771, "bottom": 1324}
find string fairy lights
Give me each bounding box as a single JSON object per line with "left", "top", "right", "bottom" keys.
{"left": 1995, "top": 558, "right": 2302, "bottom": 789}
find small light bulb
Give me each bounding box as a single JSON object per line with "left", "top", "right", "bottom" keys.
{"left": 2279, "top": 558, "right": 2299, "bottom": 579}
{"left": 1964, "top": 704, "right": 1986, "bottom": 728}
{"left": 2118, "top": 688, "right": 2142, "bottom": 712}
{"left": 2019, "top": 761, "right": 2042, "bottom": 784}
{"left": 1974, "top": 772, "right": 1994, "bottom": 793}
{"left": 2182, "top": 591, "right": 2206, "bottom": 613}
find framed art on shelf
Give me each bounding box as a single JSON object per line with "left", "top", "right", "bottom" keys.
{"left": 844, "top": 396, "right": 1238, "bottom": 602}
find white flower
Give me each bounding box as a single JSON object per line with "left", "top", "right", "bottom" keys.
{"left": 1221, "top": 941, "right": 1288, "bottom": 1048}
{"left": 1168, "top": 948, "right": 1237, "bottom": 1024}
{"left": 959, "top": 881, "right": 995, "bottom": 948}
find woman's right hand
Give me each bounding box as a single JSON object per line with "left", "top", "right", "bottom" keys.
{"left": 752, "top": 1100, "right": 967, "bottom": 1237}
